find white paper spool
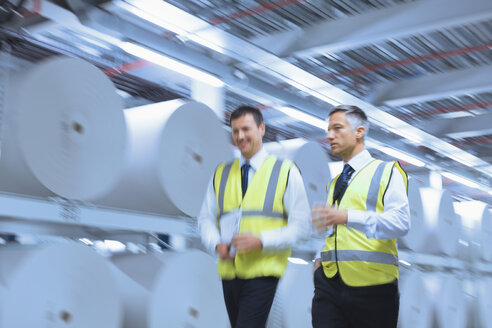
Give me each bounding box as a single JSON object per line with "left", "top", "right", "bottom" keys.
{"left": 264, "top": 139, "right": 330, "bottom": 206}
{"left": 477, "top": 277, "right": 492, "bottom": 328}
{"left": 454, "top": 201, "right": 492, "bottom": 262}
{"left": 423, "top": 273, "right": 466, "bottom": 328}
{"left": 399, "top": 271, "right": 434, "bottom": 328}
{"left": 398, "top": 177, "right": 425, "bottom": 250}
{"left": 0, "top": 56, "right": 126, "bottom": 200}
{"left": 97, "top": 99, "right": 232, "bottom": 217}
{"left": 462, "top": 278, "right": 482, "bottom": 328}
{"left": 400, "top": 186, "right": 459, "bottom": 256}
{"left": 267, "top": 261, "right": 313, "bottom": 328}
{"left": 0, "top": 243, "right": 122, "bottom": 328}
{"left": 110, "top": 250, "right": 228, "bottom": 328}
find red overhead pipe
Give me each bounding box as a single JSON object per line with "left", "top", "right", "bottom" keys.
{"left": 451, "top": 135, "right": 492, "bottom": 146}
{"left": 210, "top": 0, "right": 307, "bottom": 25}
{"left": 21, "top": 0, "right": 42, "bottom": 18}
{"left": 397, "top": 100, "right": 492, "bottom": 119}
{"left": 103, "top": 59, "right": 152, "bottom": 77}
{"left": 323, "top": 42, "right": 492, "bottom": 79}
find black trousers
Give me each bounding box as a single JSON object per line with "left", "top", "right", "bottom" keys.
{"left": 312, "top": 267, "right": 399, "bottom": 328}
{"left": 222, "top": 276, "right": 279, "bottom": 328}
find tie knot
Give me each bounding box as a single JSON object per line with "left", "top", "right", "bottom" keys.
{"left": 342, "top": 164, "right": 353, "bottom": 176}
{"left": 242, "top": 162, "right": 250, "bottom": 171}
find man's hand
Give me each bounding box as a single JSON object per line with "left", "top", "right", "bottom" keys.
{"left": 312, "top": 205, "right": 348, "bottom": 233}
{"left": 232, "top": 233, "right": 262, "bottom": 253}
{"left": 216, "top": 242, "right": 233, "bottom": 260}
{"left": 313, "top": 258, "right": 322, "bottom": 274}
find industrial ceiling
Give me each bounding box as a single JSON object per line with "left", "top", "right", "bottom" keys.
{"left": 1, "top": 0, "right": 491, "bottom": 205}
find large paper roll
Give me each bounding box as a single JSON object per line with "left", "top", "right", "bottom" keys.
{"left": 477, "top": 278, "right": 492, "bottom": 328}
{"left": 267, "top": 261, "right": 313, "bottom": 328}
{"left": 0, "top": 56, "right": 126, "bottom": 200}
{"left": 454, "top": 201, "right": 492, "bottom": 262}
{"left": 110, "top": 250, "right": 228, "bottom": 328}
{"left": 398, "top": 177, "right": 425, "bottom": 250}
{"left": 399, "top": 185, "right": 459, "bottom": 256}
{"left": 97, "top": 99, "right": 232, "bottom": 217}
{"left": 264, "top": 139, "right": 330, "bottom": 206}
{"left": 423, "top": 273, "right": 466, "bottom": 328}
{"left": 399, "top": 270, "right": 434, "bottom": 328}
{"left": 0, "top": 243, "right": 122, "bottom": 328}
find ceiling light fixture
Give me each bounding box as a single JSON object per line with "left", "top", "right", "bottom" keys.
{"left": 119, "top": 42, "right": 224, "bottom": 87}
{"left": 387, "top": 127, "right": 423, "bottom": 144}
{"left": 441, "top": 172, "right": 480, "bottom": 189}
{"left": 379, "top": 147, "right": 426, "bottom": 167}
{"left": 277, "top": 107, "right": 327, "bottom": 130}
{"left": 288, "top": 257, "right": 308, "bottom": 265}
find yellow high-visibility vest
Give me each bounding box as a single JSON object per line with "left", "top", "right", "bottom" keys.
{"left": 321, "top": 159, "right": 408, "bottom": 287}
{"left": 214, "top": 156, "right": 292, "bottom": 280}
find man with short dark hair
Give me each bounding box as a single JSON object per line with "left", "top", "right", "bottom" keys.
{"left": 311, "top": 105, "right": 410, "bottom": 328}
{"left": 198, "top": 105, "right": 310, "bottom": 328}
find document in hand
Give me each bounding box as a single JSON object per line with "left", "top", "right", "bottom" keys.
{"left": 219, "top": 209, "right": 242, "bottom": 257}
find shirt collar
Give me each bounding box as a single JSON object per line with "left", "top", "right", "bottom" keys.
{"left": 239, "top": 147, "right": 268, "bottom": 171}
{"left": 346, "top": 149, "right": 373, "bottom": 173}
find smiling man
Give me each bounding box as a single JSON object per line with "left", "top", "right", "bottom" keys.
{"left": 311, "top": 105, "right": 410, "bottom": 328}
{"left": 198, "top": 105, "right": 310, "bottom": 328}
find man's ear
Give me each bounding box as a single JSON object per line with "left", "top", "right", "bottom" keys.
{"left": 260, "top": 122, "right": 266, "bottom": 137}
{"left": 355, "top": 126, "right": 365, "bottom": 140}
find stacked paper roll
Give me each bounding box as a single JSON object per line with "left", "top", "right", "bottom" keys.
{"left": 399, "top": 270, "right": 434, "bottom": 328}
{"left": 398, "top": 177, "right": 425, "bottom": 250}
{"left": 0, "top": 56, "right": 126, "bottom": 200}
{"left": 264, "top": 139, "right": 330, "bottom": 206}
{"left": 423, "top": 273, "right": 466, "bottom": 328}
{"left": 110, "top": 250, "right": 228, "bottom": 328}
{"left": 462, "top": 278, "right": 482, "bottom": 328}
{"left": 399, "top": 186, "right": 459, "bottom": 256}
{"left": 0, "top": 243, "right": 122, "bottom": 328}
{"left": 97, "top": 99, "right": 232, "bottom": 217}
{"left": 454, "top": 201, "right": 492, "bottom": 262}
{"left": 477, "top": 278, "right": 492, "bottom": 328}
{"left": 267, "top": 261, "right": 314, "bottom": 328}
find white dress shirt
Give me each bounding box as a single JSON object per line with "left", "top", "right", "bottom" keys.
{"left": 316, "top": 149, "right": 410, "bottom": 259}
{"left": 198, "top": 147, "right": 311, "bottom": 254}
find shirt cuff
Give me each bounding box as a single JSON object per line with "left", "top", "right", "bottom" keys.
{"left": 206, "top": 235, "right": 221, "bottom": 255}
{"left": 346, "top": 208, "right": 366, "bottom": 231}
{"left": 259, "top": 231, "right": 276, "bottom": 251}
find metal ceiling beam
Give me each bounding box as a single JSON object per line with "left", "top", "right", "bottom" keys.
{"left": 372, "top": 65, "right": 492, "bottom": 107}
{"left": 249, "top": 0, "right": 492, "bottom": 57}
{"left": 35, "top": 0, "right": 492, "bottom": 184}
{"left": 420, "top": 112, "right": 492, "bottom": 138}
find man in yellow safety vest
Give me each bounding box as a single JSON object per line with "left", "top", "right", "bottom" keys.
{"left": 198, "top": 105, "right": 311, "bottom": 328}
{"left": 311, "top": 105, "right": 410, "bottom": 328}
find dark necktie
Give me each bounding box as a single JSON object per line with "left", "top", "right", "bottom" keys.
{"left": 333, "top": 164, "right": 354, "bottom": 204}
{"left": 241, "top": 162, "right": 250, "bottom": 197}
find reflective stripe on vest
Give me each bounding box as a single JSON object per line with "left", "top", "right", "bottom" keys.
{"left": 366, "top": 162, "right": 386, "bottom": 211}
{"left": 321, "top": 250, "right": 398, "bottom": 266}
{"left": 215, "top": 156, "right": 291, "bottom": 280}
{"left": 218, "top": 159, "right": 285, "bottom": 219}
{"left": 322, "top": 160, "right": 402, "bottom": 287}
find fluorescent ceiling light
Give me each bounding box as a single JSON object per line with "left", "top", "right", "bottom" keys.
{"left": 79, "top": 238, "right": 93, "bottom": 246}
{"left": 387, "top": 127, "right": 423, "bottom": 144}
{"left": 277, "top": 107, "right": 327, "bottom": 130}
{"left": 441, "top": 172, "right": 480, "bottom": 189}
{"left": 447, "top": 154, "right": 477, "bottom": 168}
{"left": 120, "top": 42, "right": 224, "bottom": 87}
{"left": 288, "top": 257, "right": 308, "bottom": 265}
{"left": 399, "top": 259, "right": 411, "bottom": 267}
{"left": 379, "top": 147, "right": 426, "bottom": 167}
{"left": 117, "top": 1, "right": 187, "bottom": 35}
